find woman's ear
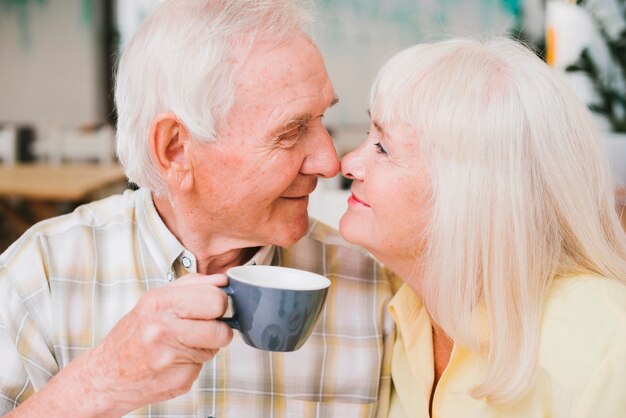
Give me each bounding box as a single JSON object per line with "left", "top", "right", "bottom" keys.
{"left": 148, "top": 112, "right": 194, "bottom": 191}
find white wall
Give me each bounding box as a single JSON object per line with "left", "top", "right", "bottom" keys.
{"left": 314, "top": 0, "right": 518, "bottom": 131}
{"left": 312, "top": 0, "right": 520, "bottom": 155}
{"left": 0, "top": 0, "right": 105, "bottom": 130}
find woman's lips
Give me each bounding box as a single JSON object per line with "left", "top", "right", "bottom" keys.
{"left": 348, "top": 192, "right": 370, "bottom": 208}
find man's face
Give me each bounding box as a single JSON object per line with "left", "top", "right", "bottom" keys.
{"left": 190, "top": 33, "right": 339, "bottom": 248}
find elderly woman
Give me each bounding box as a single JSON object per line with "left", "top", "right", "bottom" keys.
{"left": 340, "top": 38, "right": 626, "bottom": 417}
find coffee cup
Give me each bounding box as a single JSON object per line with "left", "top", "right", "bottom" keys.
{"left": 221, "top": 265, "right": 331, "bottom": 352}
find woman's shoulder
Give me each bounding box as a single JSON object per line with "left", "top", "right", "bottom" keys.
{"left": 541, "top": 274, "right": 625, "bottom": 341}
{"left": 540, "top": 275, "right": 624, "bottom": 361}
{"left": 538, "top": 275, "right": 626, "bottom": 412}
{"left": 544, "top": 274, "right": 626, "bottom": 321}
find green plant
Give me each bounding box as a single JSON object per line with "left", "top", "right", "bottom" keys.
{"left": 566, "top": 0, "right": 626, "bottom": 132}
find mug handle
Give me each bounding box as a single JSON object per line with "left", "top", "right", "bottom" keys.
{"left": 218, "top": 285, "right": 240, "bottom": 330}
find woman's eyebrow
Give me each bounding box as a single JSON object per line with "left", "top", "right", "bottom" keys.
{"left": 367, "top": 110, "right": 387, "bottom": 138}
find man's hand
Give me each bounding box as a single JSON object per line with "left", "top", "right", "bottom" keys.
{"left": 8, "top": 273, "right": 233, "bottom": 418}
{"left": 88, "top": 273, "right": 233, "bottom": 415}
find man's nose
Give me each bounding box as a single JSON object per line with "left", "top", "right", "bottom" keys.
{"left": 300, "top": 126, "right": 340, "bottom": 178}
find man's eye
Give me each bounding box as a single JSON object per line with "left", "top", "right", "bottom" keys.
{"left": 283, "top": 131, "right": 299, "bottom": 140}
{"left": 374, "top": 142, "right": 389, "bottom": 155}
{"left": 278, "top": 126, "right": 305, "bottom": 145}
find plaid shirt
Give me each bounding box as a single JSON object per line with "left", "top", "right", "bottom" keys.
{"left": 0, "top": 188, "right": 395, "bottom": 417}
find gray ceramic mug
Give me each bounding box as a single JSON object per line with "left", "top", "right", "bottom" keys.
{"left": 221, "top": 265, "right": 331, "bottom": 352}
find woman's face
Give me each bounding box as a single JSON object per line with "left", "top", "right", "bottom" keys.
{"left": 339, "top": 115, "right": 432, "bottom": 265}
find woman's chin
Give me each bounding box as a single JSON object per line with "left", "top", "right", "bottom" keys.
{"left": 339, "top": 213, "right": 368, "bottom": 247}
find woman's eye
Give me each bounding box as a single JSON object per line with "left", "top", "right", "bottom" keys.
{"left": 374, "top": 142, "right": 389, "bottom": 155}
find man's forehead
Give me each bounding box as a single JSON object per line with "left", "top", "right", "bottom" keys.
{"left": 235, "top": 35, "right": 325, "bottom": 86}
{"left": 233, "top": 62, "right": 334, "bottom": 117}
{"left": 223, "top": 34, "right": 334, "bottom": 136}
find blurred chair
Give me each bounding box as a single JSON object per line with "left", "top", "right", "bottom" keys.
{"left": 38, "top": 124, "right": 115, "bottom": 164}
{"left": 0, "top": 126, "right": 18, "bottom": 253}
{"left": 0, "top": 126, "right": 17, "bottom": 165}
{"left": 62, "top": 125, "right": 115, "bottom": 164}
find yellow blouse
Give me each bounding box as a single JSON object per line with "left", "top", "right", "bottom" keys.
{"left": 388, "top": 275, "right": 626, "bottom": 418}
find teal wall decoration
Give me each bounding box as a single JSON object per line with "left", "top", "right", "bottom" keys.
{"left": 81, "top": 0, "right": 91, "bottom": 25}
{"left": 501, "top": 0, "right": 522, "bottom": 27}
{"left": 0, "top": 0, "right": 47, "bottom": 49}
{"left": 1, "top": 0, "right": 95, "bottom": 50}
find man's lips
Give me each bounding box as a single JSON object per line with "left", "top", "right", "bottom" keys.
{"left": 280, "top": 188, "right": 316, "bottom": 200}
{"left": 281, "top": 195, "right": 310, "bottom": 200}
{"left": 348, "top": 192, "right": 370, "bottom": 208}
{"left": 280, "top": 180, "right": 318, "bottom": 200}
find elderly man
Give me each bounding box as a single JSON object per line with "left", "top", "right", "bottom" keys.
{"left": 0, "top": 1, "right": 394, "bottom": 417}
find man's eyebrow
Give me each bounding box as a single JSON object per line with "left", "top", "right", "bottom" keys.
{"left": 271, "top": 95, "right": 339, "bottom": 137}
{"left": 273, "top": 114, "right": 312, "bottom": 136}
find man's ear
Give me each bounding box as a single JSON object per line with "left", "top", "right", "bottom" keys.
{"left": 148, "top": 112, "right": 194, "bottom": 191}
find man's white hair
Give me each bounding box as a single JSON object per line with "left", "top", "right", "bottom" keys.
{"left": 115, "top": 0, "right": 312, "bottom": 193}
{"left": 371, "top": 37, "right": 626, "bottom": 404}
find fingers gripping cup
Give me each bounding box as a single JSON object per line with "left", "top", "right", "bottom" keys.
{"left": 221, "top": 266, "right": 331, "bottom": 352}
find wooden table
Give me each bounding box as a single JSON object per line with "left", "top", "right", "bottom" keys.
{"left": 0, "top": 163, "right": 128, "bottom": 244}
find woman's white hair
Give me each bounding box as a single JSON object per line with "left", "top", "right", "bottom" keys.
{"left": 115, "top": 0, "right": 312, "bottom": 193}
{"left": 371, "top": 38, "right": 626, "bottom": 403}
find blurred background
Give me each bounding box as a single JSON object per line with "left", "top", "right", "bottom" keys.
{"left": 0, "top": 0, "right": 624, "bottom": 252}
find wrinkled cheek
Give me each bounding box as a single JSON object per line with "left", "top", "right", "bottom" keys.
{"left": 270, "top": 198, "right": 308, "bottom": 220}
{"left": 375, "top": 208, "right": 408, "bottom": 241}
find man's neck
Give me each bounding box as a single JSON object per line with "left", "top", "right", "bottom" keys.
{"left": 152, "top": 192, "right": 262, "bottom": 275}
{"left": 198, "top": 246, "right": 260, "bottom": 275}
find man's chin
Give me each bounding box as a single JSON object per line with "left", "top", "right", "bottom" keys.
{"left": 272, "top": 215, "right": 309, "bottom": 248}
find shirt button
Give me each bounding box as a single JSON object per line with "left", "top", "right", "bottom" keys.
{"left": 166, "top": 272, "right": 174, "bottom": 282}
{"left": 181, "top": 256, "right": 192, "bottom": 268}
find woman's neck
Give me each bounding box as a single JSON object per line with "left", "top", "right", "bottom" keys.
{"left": 372, "top": 251, "right": 427, "bottom": 299}
{"left": 377, "top": 251, "right": 455, "bottom": 407}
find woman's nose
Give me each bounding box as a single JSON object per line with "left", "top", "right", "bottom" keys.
{"left": 341, "top": 145, "right": 366, "bottom": 181}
